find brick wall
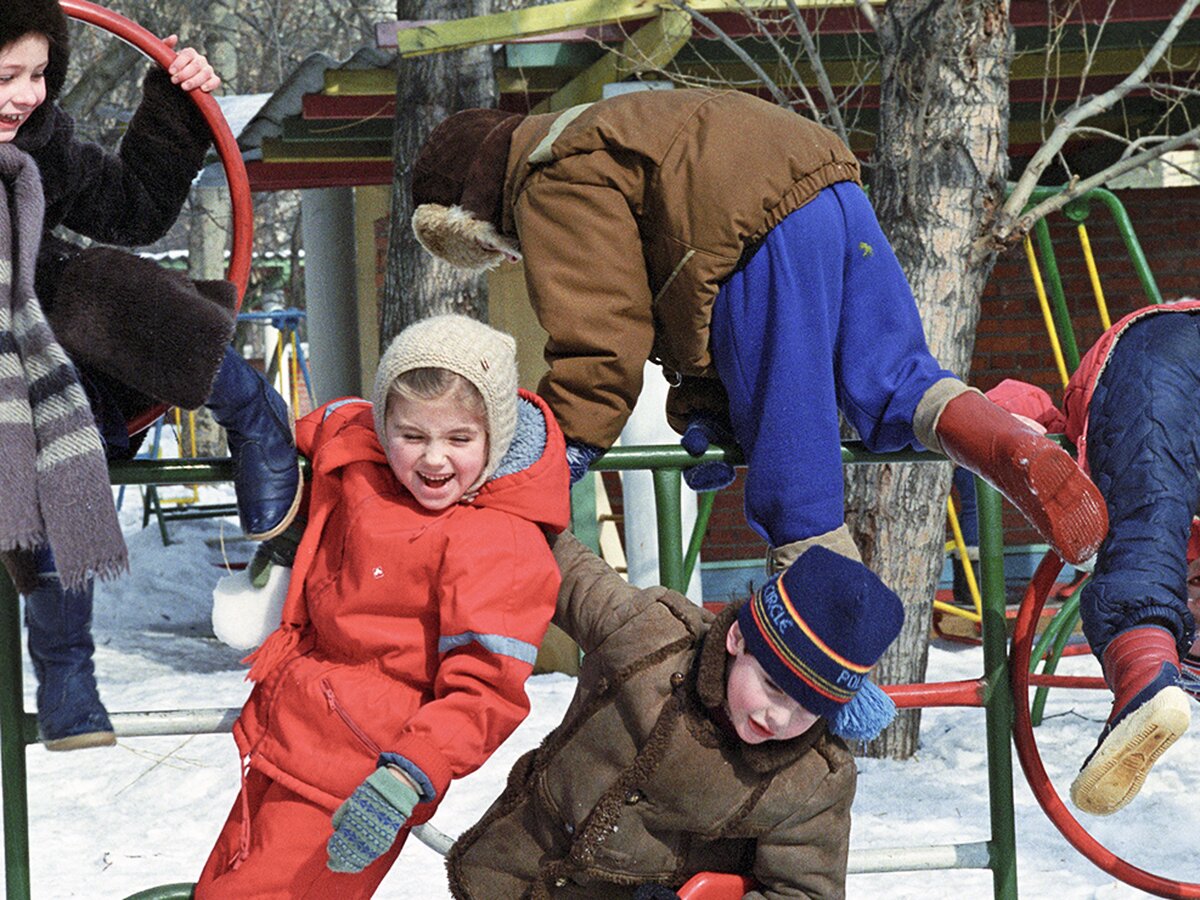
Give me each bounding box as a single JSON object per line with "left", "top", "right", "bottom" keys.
{"left": 973, "top": 185, "right": 1200, "bottom": 396}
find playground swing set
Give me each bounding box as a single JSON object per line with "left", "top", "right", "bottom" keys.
{"left": 1, "top": 2, "right": 1196, "bottom": 898}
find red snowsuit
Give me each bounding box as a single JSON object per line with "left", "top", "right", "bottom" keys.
{"left": 197, "top": 391, "right": 569, "bottom": 898}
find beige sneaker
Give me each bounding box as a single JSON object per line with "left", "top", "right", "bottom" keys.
{"left": 1070, "top": 683, "right": 1189, "bottom": 816}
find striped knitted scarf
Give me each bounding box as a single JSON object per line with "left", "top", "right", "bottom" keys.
{"left": 0, "top": 144, "right": 127, "bottom": 591}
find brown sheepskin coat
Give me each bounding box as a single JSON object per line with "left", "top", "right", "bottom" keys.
{"left": 447, "top": 531, "right": 855, "bottom": 900}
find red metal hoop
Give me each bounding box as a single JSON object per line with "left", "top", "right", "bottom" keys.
{"left": 58, "top": 0, "right": 254, "bottom": 435}
{"left": 1010, "top": 549, "right": 1200, "bottom": 899}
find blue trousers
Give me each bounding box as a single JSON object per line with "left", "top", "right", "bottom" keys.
{"left": 1079, "top": 312, "right": 1200, "bottom": 660}
{"left": 710, "top": 182, "right": 955, "bottom": 546}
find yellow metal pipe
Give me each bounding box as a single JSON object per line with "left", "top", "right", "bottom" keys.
{"left": 289, "top": 331, "right": 302, "bottom": 418}
{"left": 946, "top": 496, "right": 982, "bottom": 618}
{"left": 162, "top": 408, "right": 200, "bottom": 506}
{"left": 1077, "top": 224, "right": 1112, "bottom": 331}
{"left": 1024, "top": 234, "right": 1070, "bottom": 388}
{"left": 933, "top": 599, "right": 982, "bottom": 624}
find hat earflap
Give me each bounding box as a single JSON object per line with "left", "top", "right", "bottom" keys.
{"left": 828, "top": 679, "right": 896, "bottom": 741}
{"left": 411, "top": 203, "right": 521, "bottom": 273}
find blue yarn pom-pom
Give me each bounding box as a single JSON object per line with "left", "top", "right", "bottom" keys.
{"left": 829, "top": 680, "right": 896, "bottom": 741}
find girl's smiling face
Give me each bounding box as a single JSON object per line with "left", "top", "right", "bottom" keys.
{"left": 384, "top": 391, "right": 488, "bottom": 511}
{"left": 0, "top": 34, "right": 49, "bottom": 142}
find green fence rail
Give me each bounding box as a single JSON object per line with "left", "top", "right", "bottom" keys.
{"left": 2, "top": 448, "right": 1022, "bottom": 900}
{"left": 3, "top": 179, "right": 1166, "bottom": 899}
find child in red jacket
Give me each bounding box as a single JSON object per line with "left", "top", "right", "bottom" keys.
{"left": 196, "top": 314, "right": 570, "bottom": 898}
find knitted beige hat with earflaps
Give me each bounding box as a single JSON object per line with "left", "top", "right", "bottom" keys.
{"left": 373, "top": 314, "right": 519, "bottom": 491}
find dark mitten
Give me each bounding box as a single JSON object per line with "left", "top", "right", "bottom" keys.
{"left": 632, "top": 885, "right": 682, "bottom": 900}
{"left": 326, "top": 768, "right": 420, "bottom": 873}
{"left": 565, "top": 439, "right": 604, "bottom": 485}
{"left": 0, "top": 548, "right": 40, "bottom": 595}
{"left": 249, "top": 517, "right": 306, "bottom": 587}
{"left": 680, "top": 416, "right": 736, "bottom": 493}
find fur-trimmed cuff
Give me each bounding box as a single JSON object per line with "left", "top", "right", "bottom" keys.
{"left": 411, "top": 203, "right": 521, "bottom": 272}
{"left": 47, "top": 248, "right": 236, "bottom": 409}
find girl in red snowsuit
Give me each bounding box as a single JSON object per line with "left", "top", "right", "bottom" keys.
{"left": 197, "top": 314, "right": 570, "bottom": 898}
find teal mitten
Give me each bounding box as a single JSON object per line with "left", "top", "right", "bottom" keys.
{"left": 326, "top": 768, "right": 420, "bottom": 873}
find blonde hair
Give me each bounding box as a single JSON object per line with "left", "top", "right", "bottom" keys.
{"left": 386, "top": 367, "right": 487, "bottom": 426}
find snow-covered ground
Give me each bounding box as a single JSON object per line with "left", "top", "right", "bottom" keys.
{"left": 5, "top": 480, "right": 1197, "bottom": 899}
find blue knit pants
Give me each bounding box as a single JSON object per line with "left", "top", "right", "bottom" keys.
{"left": 1079, "top": 311, "right": 1200, "bottom": 660}
{"left": 710, "top": 181, "right": 955, "bottom": 546}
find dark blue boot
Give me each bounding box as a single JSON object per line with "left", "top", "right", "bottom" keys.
{"left": 205, "top": 346, "right": 302, "bottom": 540}
{"left": 25, "top": 548, "right": 115, "bottom": 751}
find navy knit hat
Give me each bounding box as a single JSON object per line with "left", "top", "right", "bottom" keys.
{"left": 737, "top": 545, "right": 905, "bottom": 740}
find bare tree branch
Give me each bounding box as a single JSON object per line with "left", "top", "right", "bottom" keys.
{"left": 1001, "top": 0, "right": 1200, "bottom": 234}
{"left": 668, "top": 0, "right": 793, "bottom": 109}
{"left": 783, "top": 0, "right": 849, "bottom": 144}
{"left": 735, "top": 3, "right": 820, "bottom": 120}
{"left": 1076, "top": 0, "right": 1120, "bottom": 97}
{"left": 1147, "top": 82, "right": 1200, "bottom": 99}
{"left": 853, "top": 0, "right": 878, "bottom": 32}
{"left": 1015, "top": 124, "right": 1200, "bottom": 232}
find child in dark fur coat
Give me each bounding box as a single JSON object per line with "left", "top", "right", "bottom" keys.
{"left": 0, "top": 0, "right": 300, "bottom": 750}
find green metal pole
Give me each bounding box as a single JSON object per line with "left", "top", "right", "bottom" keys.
{"left": 977, "top": 479, "right": 1018, "bottom": 900}
{"left": 1033, "top": 217, "right": 1081, "bottom": 373}
{"left": 682, "top": 491, "right": 716, "bottom": 589}
{"left": 569, "top": 471, "right": 601, "bottom": 553}
{"left": 1030, "top": 590, "right": 1084, "bottom": 727}
{"left": 1, "top": 568, "right": 32, "bottom": 900}
{"left": 651, "top": 468, "right": 686, "bottom": 593}
{"left": 1092, "top": 188, "right": 1163, "bottom": 305}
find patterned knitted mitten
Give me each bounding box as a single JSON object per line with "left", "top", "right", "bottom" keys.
{"left": 326, "top": 768, "right": 419, "bottom": 873}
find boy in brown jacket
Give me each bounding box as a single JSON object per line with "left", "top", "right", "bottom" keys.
{"left": 446, "top": 530, "right": 904, "bottom": 899}
{"left": 409, "top": 88, "right": 1107, "bottom": 573}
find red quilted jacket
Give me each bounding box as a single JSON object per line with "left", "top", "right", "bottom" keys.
{"left": 232, "top": 390, "right": 569, "bottom": 818}
{"left": 1062, "top": 299, "right": 1200, "bottom": 474}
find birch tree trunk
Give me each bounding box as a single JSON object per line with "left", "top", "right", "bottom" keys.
{"left": 847, "top": 0, "right": 1011, "bottom": 759}
{"left": 382, "top": 0, "right": 499, "bottom": 346}
{"left": 188, "top": 0, "right": 237, "bottom": 458}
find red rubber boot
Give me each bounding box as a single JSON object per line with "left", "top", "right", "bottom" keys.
{"left": 935, "top": 390, "right": 1108, "bottom": 565}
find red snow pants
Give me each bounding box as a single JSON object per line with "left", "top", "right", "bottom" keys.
{"left": 196, "top": 768, "right": 409, "bottom": 899}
